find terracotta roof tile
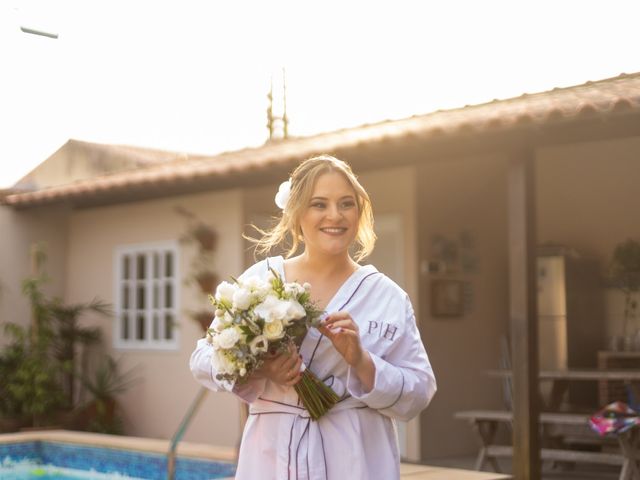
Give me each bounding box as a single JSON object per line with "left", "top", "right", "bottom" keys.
{"left": 5, "top": 72, "right": 640, "bottom": 208}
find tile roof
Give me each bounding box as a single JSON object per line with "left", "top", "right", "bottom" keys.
{"left": 12, "top": 139, "right": 201, "bottom": 191}
{"left": 4, "top": 72, "right": 640, "bottom": 208}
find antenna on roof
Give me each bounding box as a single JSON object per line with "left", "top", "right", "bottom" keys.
{"left": 266, "top": 67, "right": 289, "bottom": 141}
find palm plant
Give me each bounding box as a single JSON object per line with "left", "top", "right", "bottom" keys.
{"left": 47, "top": 298, "right": 110, "bottom": 407}
{"left": 80, "top": 355, "right": 140, "bottom": 434}
{"left": 1, "top": 246, "right": 115, "bottom": 429}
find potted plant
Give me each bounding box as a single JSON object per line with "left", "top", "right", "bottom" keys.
{"left": 78, "top": 355, "right": 140, "bottom": 434}
{"left": 1, "top": 323, "right": 66, "bottom": 429}
{"left": 0, "top": 245, "right": 123, "bottom": 431}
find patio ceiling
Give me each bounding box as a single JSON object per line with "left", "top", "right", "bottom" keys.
{"left": 3, "top": 72, "right": 640, "bottom": 209}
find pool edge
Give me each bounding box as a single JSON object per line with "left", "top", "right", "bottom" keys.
{"left": 0, "top": 430, "right": 237, "bottom": 463}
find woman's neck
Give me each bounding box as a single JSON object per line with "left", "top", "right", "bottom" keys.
{"left": 293, "top": 250, "right": 359, "bottom": 277}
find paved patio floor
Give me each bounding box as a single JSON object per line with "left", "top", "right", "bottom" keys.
{"left": 426, "top": 454, "right": 620, "bottom": 479}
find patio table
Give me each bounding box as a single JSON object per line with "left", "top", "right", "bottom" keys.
{"left": 486, "top": 369, "right": 640, "bottom": 411}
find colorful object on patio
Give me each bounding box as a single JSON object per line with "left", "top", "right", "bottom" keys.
{"left": 590, "top": 401, "right": 640, "bottom": 436}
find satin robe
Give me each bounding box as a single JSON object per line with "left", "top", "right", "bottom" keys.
{"left": 190, "top": 256, "right": 437, "bottom": 480}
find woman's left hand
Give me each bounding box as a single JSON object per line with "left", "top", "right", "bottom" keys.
{"left": 318, "top": 311, "right": 365, "bottom": 367}
{"left": 319, "top": 311, "right": 375, "bottom": 392}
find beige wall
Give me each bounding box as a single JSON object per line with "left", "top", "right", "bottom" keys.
{"left": 66, "top": 189, "right": 245, "bottom": 447}
{"left": 537, "top": 135, "right": 640, "bottom": 341}
{"left": 0, "top": 204, "right": 69, "bottom": 345}
{"left": 418, "top": 153, "right": 510, "bottom": 459}
{"left": 361, "top": 166, "right": 419, "bottom": 303}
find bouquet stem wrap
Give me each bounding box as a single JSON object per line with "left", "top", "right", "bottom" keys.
{"left": 294, "top": 366, "right": 340, "bottom": 421}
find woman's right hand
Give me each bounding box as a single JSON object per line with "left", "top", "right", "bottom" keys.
{"left": 253, "top": 343, "right": 303, "bottom": 387}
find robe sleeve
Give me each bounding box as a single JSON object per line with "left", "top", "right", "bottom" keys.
{"left": 189, "top": 261, "right": 268, "bottom": 403}
{"left": 346, "top": 295, "right": 437, "bottom": 422}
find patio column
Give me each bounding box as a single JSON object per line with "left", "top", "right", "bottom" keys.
{"left": 508, "top": 150, "right": 540, "bottom": 479}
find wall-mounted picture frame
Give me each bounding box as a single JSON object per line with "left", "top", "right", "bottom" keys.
{"left": 430, "top": 279, "right": 464, "bottom": 318}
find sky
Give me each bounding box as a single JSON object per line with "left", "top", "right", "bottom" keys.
{"left": 1, "top": 0, "right": 640, "bottom": 188}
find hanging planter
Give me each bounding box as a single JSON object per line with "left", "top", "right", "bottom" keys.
{"left": 192, "top": 224, "right": 218, "bottom": 252}
{"left": 175, "top": 206, "right": 219, "bottom": 332}
{"left": 195, "top": 271, "right": 218, "bottom": 294}
{"left": 192, "top": 311, "right": 213, "bottom": 332}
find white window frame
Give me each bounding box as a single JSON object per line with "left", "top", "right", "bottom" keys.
{"left": 113, "top": 240, "right": 180, "bottom": 350}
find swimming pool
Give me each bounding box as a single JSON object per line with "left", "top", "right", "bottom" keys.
{"left": 0, "top": 431, "right": 236, "bottom": 480}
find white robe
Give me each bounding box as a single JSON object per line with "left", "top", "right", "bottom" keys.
{"left": 190, "top": 256, "right": 437, "bottom": 480}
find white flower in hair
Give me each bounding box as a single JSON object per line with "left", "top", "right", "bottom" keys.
{"left": 275, "top": 179, "right": 292, "bottom": 210}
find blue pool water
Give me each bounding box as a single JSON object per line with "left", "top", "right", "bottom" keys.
{"left": 0, "top": 441, "right": 236, "bottom": 479}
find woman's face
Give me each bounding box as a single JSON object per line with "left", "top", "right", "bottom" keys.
{"left": 298, "top": 171, "right": 359, "bottom": 259}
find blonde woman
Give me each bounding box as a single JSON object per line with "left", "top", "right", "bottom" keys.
{"left": 190, "top": 155, "right": 436, "bottom": 479}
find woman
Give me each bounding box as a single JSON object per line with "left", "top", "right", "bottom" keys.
{"left": 190, "top": 155, "right": 436, "bottom": 479}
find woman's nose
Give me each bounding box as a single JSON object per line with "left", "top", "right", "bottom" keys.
{"left": 326, "top": 203, "right": 341, "bottom": 219}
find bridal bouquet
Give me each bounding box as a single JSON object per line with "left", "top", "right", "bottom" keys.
{"left": 207, "top": 268, "right": 339, "bottom": 420}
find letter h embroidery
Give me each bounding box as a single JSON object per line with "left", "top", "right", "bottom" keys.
{"left": 367, "top": 321, "right": 398, "bottom": 342}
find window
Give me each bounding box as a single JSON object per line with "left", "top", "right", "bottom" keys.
{"left": 114, "top": 242, "right": 179, "bottom": 349}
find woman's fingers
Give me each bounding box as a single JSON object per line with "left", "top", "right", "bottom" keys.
{"left": 259, "top": 344, "right": 303, "bottom": 386}
{"left": 323, "top": 311, "right": 353, "bottom": 325}
{"left": 319, "top": 316, "right": 358, "bottom": 340}
{"left": 284, "top": 355, "right": 303, "bottom": 385}
{"left": 282, "top": 352, "right": 300, "bottom": 372}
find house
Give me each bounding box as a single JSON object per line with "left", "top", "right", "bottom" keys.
{"left": 2, "top": 72, "right": 640, "bottom": 463}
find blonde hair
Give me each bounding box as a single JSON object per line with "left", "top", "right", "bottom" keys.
{"left": 251, "top": 155, "right": 376, "bottom": 262}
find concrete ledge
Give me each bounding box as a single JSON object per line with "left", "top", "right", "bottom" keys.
{"left": 0, "top": 429, "right": 236, "bottom": 462}
{"left": 401, "top": 463, "right": 512, "bottom": 479}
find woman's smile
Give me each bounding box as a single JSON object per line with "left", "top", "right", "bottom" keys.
{"left": 320, "top": 226, "right": 348, "bottom": 235}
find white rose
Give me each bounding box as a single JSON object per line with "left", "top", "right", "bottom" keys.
{"left": 215, "top": 281, "right": 236, "bottom": 303}
{"left": 256, "top": 282, "right": 273, "bottom": 299}
{"left": 243, "top": 275, "right": 263, "bottom": 290}
{"left": 274, "top": 179, "right": 291, "bottom": 210}
{"left": 263, "top": 319, "right": 285, "bottom": 341}
{"left": 249, "top": 335, "right": 268, "bottom": 355}
{"left": 217, "top": 327, "right": 242, "bottom": 349}
{"left": 232, "top": 287, "right": 252, "bottom": 310}
{"left": 239, "top": 367, "right": 247, "bottom": 377}
{"left": 283, "top": 299, "right": 306, "bottom": 323}
{"left": 254, "top": 295, "right": 283, "bottom": 323}
{"left": 303, "top": 282, "right": 311, "bottom": 292}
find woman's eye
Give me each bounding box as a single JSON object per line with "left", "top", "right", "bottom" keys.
{"left": 341, "top": 201, "right": 355, "bottom": 209}
{"left": 311, "top": 202, "right": 325, "bottom": 209}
